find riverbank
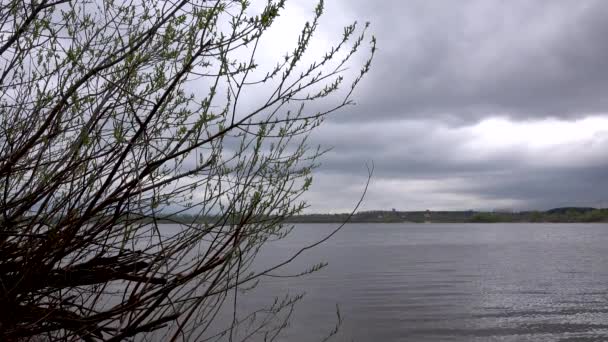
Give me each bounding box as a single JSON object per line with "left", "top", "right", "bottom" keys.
{"left": 151, "top": 207, "right": 608, "bottom": 224}
{"left": 286, "top": 207, "right": 608, "bottom": 223}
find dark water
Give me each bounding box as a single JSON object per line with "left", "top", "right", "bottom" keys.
{"left": 232, "top": 223, "right": 608, "bottom": 341}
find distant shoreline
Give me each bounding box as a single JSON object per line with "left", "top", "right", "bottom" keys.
{"left": 285, "top": 207, "right": 608, "bottom": 224}
{"left": 285, "top": 220, "right": 608, "bottom": 224}
{"left": 152, "top": 207, "right": 608, "bottom": 224}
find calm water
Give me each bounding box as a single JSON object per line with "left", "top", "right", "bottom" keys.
{"left": 229, "top": 223, "right": 608, "bottom": 341}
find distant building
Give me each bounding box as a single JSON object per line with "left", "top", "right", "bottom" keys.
{"left": 424, "top": 210, "right": 431, "bottom": 223}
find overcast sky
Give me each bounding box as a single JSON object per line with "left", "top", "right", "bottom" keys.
{"left": 257, "top": 0, "right": 608, "bottom": 212}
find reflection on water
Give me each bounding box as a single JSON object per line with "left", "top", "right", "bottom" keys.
{"left": 231, "top": 223, "right": 608, "bottom": 341}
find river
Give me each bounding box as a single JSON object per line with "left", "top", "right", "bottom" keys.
{"left": 227, "top": 223, "right": 608, "bottom": 341}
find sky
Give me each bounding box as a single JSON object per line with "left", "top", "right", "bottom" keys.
{"left": 253, "top": 0, "right": 608, "bottom": 212}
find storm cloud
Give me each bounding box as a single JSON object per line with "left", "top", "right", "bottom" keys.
{"left": 260, "top": 0, "right": 608, "bottom": 211}
{"left": 334, "top": 0, "right": 608, "bottom": 123}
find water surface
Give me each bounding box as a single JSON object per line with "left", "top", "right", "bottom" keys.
{"left": 236, "top": 223, "right": 608, "bottom": 341}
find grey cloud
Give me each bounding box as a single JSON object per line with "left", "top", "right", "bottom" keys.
{"left": 211, "top": 0, "right": 608, "bottom": 212}
{"left": 461, "top": 165, "right": 608, "bottom": 209}
{"left": 310, "top": 120, "right": 521, "bottom": 178}
{"left": 325, "top": 0, "right": 608, "bottom": 124}
{"left": 306, "top": 164, "right": 608, "bottom": 212}
{"left": 303, "top": 118, "right": 608, "bottom": 211}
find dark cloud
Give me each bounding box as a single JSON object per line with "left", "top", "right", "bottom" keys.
{"left": 305, "top": 163, "right": 608, "bottom": 212}
{"left": 303, "top": 118, "right": 608, "bottom": 211}
{"left": 447, "top": 164, "right": 608, "bottom": 210}
{"left": 326, "top": 0, "right": 608, "bottom": 124}
{"left": 259, "top": 1, "right": 608, "bottom": 211}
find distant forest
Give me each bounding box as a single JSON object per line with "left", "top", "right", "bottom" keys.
{"left": 160, "top": 207, "right": 608, "bottom": 224}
